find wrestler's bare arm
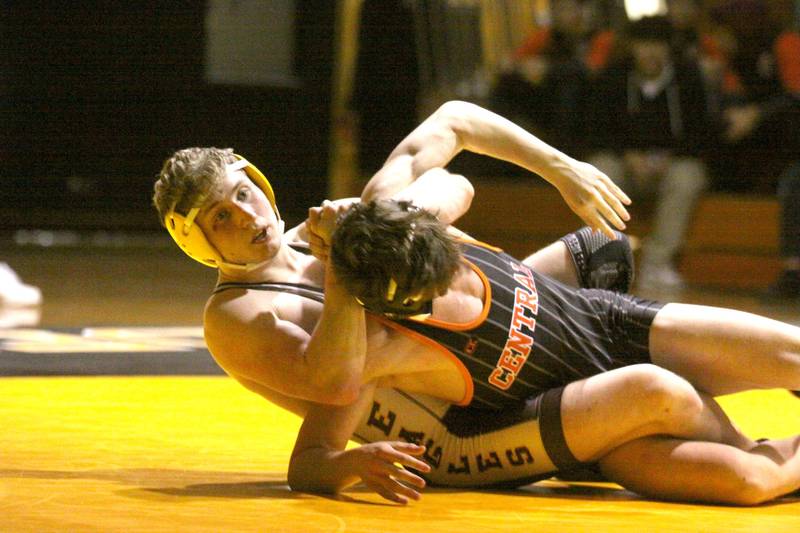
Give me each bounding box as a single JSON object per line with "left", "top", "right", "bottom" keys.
{"left": 365, "top": 159, "right": 475, "bottom": 225}
{"left": 288, "top": 381, "right": 431, "bottom": 504}
{"left": 203, "top": 271, "right": 367, "bottom": 405}
{"left": 361, "top": 100, "right": 631, "bottom": 238}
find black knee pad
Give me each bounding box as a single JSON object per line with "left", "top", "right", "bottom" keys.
{"left": 560, "top": 227, "right": 635, "bottom": 293}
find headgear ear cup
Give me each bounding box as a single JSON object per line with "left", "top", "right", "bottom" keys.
{"left": 164, "top": 207, "right": 224, "bottom": 268}
{"left": 164, "top": 156, "right": 280, "bottom": 269}
{"left": 230, "top": 155, "right": 280, "bottom": 221}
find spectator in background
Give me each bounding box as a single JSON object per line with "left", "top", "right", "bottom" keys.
{"left": 707, "top": 0, "right": 800, "bottom": 192}
{"left": 666, "top": 0, "right": 725, "bottom": 113}
{"left": 704, "top": 0, "right": 800, "bottom": 300}
{"left": 667, "top": 0, "right": 705, "bottom": 61}
{"left": 489, "top": 0, "right": 614, "bottom": 158}
{"left": 667, "top": 0, "right": 717, "bottom": 65}
{"left": 586, "top": 16, "right": 711, "bottom": 291}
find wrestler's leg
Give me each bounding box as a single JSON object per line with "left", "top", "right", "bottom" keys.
{"left": 649, "top": 303, "right": 800, "bottom": 395}
{"left": 522, "top": 227, "right": 634, "bottom": 292}
{"left": 359, "top": 365, "right": 761, "bottom": 490}
{"left": 598, "top": 434, "right": 800, "bottom": 505}
{"left": 522, "top": 241, "right": 579, "bottom": 286}
{"left": 559, "top": 364, "right": 753, "bottom": 464}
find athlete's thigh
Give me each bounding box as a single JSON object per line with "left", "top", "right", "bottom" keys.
{"left": 355, "top": 365, "right": 697, "bottom": 487}
{"left": 559, "top": 363, "right": 699, "bottom": 462}
{"left": 649, "top": 302, "right": 800, "bottom": 395}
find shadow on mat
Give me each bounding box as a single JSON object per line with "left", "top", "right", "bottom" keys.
{"left": 0, "top": 467, "right": 293, "bottom": 500}
{"left": 144, "top": 480, "right": 298, "bottom": 499}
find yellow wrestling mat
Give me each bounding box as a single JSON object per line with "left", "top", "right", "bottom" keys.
{"left": 1, "top": 376, "right": 799, "bottom": 532}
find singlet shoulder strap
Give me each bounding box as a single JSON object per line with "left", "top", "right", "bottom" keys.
{"left": 213, "top": 281, "right": 325, "bottom": 303}
{"left": 289, "top": 242, "right": 312, "bottom": 254}
{"left": 212, "top": 242, "right": 324, "bottom": 302}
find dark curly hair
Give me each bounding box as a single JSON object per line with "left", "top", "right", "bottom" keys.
{"left": 330, "top": 199, "right": 462, "bottom": 317}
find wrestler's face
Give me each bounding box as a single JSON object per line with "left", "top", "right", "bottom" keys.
{"left": 197, "top": 166, "right": 282, "bottom": 267}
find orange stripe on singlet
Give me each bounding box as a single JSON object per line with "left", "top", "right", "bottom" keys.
{"left": 373, "top": 315, "right": 474, "bottom": 406}
{"left": 369, "top": 237, "right": 502, "bottom": 407}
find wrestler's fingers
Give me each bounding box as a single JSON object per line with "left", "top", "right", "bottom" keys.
{"left": 598, "top": 183, "right": 631, "bottom": 222}
{"left": 308, "top": 233, "right": 326, "bottom": 249}
{"left": 389, "top": 465, "right": 427, "bottom": 491}
{"left": 378, "top": 443, "right": 431, "bottom": 473}
{"left": 595, "top": 195, "right": 626, "bottom": 231}
{"left": 373, "top": 456, "right": 428, "bottom": 487}
{"left": 308, "top": 234, "right": 329, "bottom": 261}
{"left": 571, "top": 200, "right": 615, "bottom": 240}
{"left": 307, "top": 206, "right": 321, "bottom": 226}
{"left": 601, "top": 175, "right": 632, "bottom": 205}
{"left": 320, "top": 199, "right": 338, "bottom": 219}
{"left": 361, "top": 476, "right": 410, "bottom": 504}
{"left": 363, "top": 473, "right": 422, "bottom": 504}
{"left": 592, "top": 216, "right": 617, "bottom": 241}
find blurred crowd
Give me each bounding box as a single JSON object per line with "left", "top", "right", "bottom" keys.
{"left": 490, "top": 0, "right": 800, "bottom": 296}
{"left": 489, "top": 0, "right": 800, "bottom": 295}
{"left": 352, "top": 0, "right": 800, "bottom": 298}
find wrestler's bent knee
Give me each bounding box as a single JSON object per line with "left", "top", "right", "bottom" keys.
{"left": 560, "top": 226, "right": 635, "bottom": 292}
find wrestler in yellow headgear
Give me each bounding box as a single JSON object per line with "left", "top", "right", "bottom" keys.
{"left": 163, "top": 155, "right": 280, "bottom": 270}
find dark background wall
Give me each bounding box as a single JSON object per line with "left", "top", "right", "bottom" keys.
{"left": 1, "top": 0, "right": 335, "bottom": 230}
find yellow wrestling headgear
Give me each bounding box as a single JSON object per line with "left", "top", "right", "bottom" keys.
{"left": 164, "top": 155, "right": 280, "bottom": 269}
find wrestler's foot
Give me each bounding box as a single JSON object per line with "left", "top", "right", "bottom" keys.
{"left": 561, "top": 227, "right": 635, "bottom": 293}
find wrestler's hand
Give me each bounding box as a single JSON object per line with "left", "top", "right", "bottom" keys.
{"left": 349, "top": 441, "right": 431, "bottom": 504}
{"left": 306, "top": 198, "right": 359, "bottom": 262}
{"left": 551, "top": 158, "right": 631, "bottom": 240}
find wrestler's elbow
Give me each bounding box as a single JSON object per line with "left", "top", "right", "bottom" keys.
{"left": 434, "top": 100, "right": 474, "bottom": 122}
{"left": 287, "top": 465, "right": 337, "bottom": 496}
{"left": 320, "top": 386, "right": 361, "bottom": 406}
{"left": 287, "top": 451, "right": 349, "bottom": 495}
{"left": 305, "top": 378, "right": 361, "bottom": 406}
{"left": 433, "top": 100, "right": 481, "bottom": 136}
{"left": 287, "top": 467, "right": 330, "bottom": 494}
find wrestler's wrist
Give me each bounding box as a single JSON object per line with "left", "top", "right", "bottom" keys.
{"left": 323, "top": 262, "right": 361, "bottom": 305}
{"left": 538, "top": 150, "right": 576, "bottom": 187}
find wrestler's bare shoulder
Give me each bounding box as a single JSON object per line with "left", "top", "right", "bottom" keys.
{"left": 202, "top": 288, "right": 315, "bottom": 376}
{"left": 201, "top": 283, "right": 472, "bottom": 403}
{"left": 205, "top": 285, "right": 321, "bottom": 335}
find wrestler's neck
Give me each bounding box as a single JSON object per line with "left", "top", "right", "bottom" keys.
{"left": 216, "top": 240, "right": 320, "bottom": 285}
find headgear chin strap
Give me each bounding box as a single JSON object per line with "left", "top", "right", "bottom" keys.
{"left": 164, "top": 155, "right": 281, "bottom": 270}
